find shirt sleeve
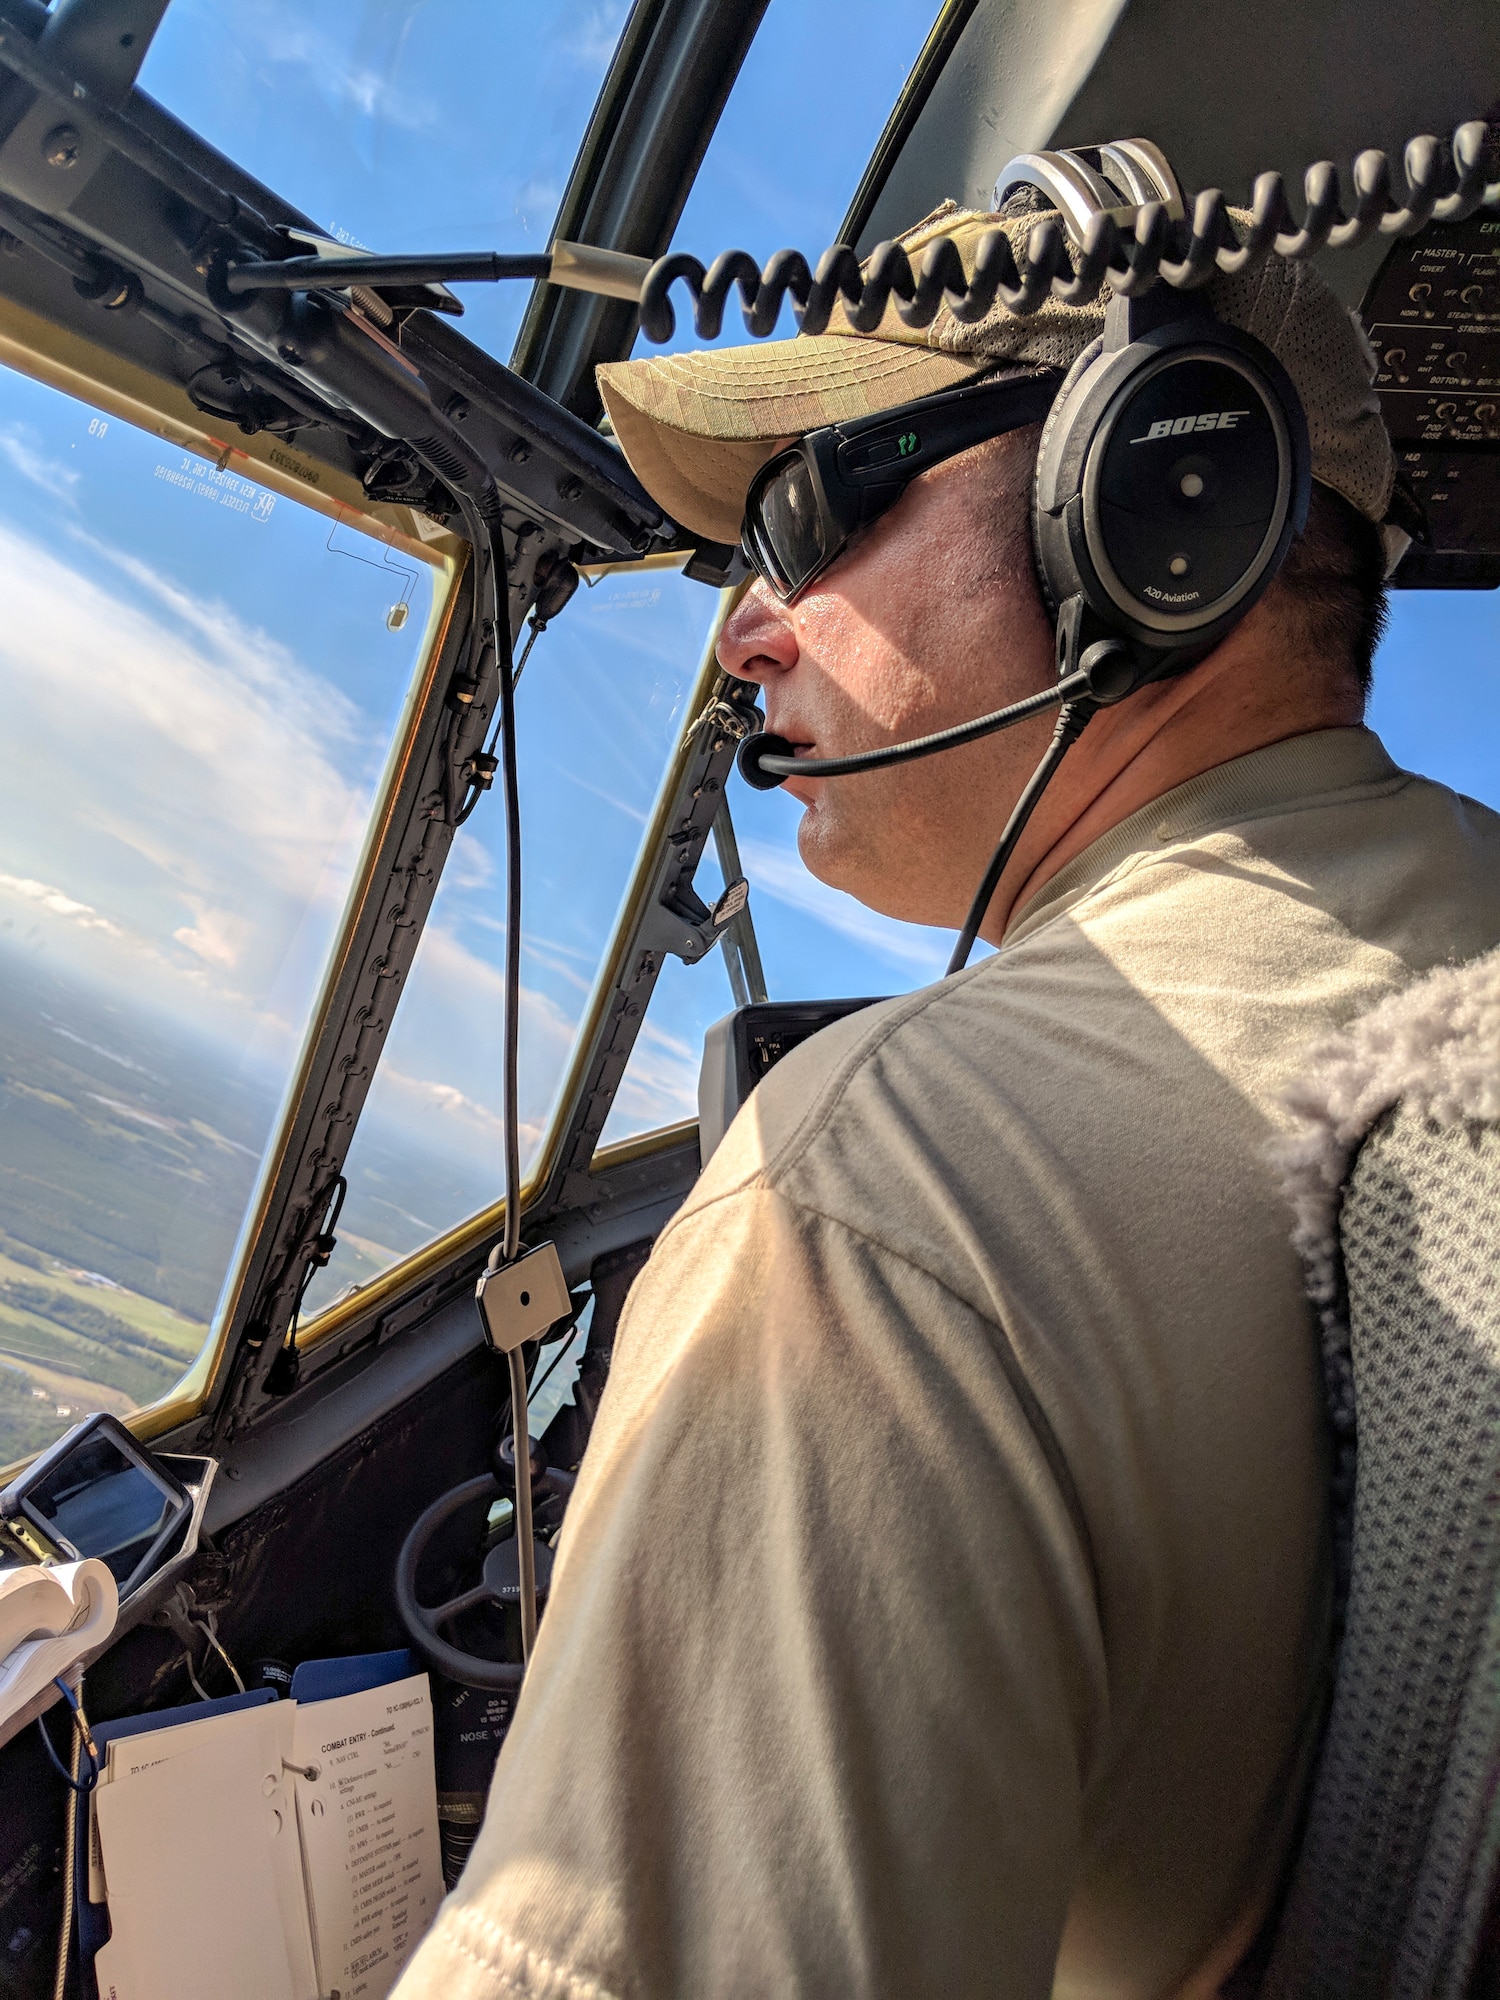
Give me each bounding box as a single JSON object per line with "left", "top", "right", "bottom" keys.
{"left": 392, "top": 1180, "right": 1109, "bottom": 2000}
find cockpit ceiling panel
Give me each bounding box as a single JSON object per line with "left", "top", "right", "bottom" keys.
{"left": 857, "top": 0, "right": 1500, "bottom": 309}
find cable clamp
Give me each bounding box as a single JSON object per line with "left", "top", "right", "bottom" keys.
{"left": 1078, "top": 639, "right": 1140, "bottom": 704}
{"left": 462, "top": 749, "right": 499, "bottom": 793}
{"left": 475, "top": 1241, "right": 571, "bottom": 1354}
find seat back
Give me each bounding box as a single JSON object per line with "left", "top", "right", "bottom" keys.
{"left": 1260, "top": 948, "right": 1500, "bottom": 2000}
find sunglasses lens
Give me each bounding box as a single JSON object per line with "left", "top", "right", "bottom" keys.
{"left": 749, "top": 454, "right": 827, "bottom": 599}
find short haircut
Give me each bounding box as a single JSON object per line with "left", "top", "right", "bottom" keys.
{"left": 1266, "top": 483, "right": 1389, "bottom": 699}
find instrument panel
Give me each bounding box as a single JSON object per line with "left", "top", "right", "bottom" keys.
{"left": 1364, "top": 215, "right": 1500, "bottom": 585}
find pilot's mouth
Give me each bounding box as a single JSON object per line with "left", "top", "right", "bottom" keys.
{"left": 765, "top": 722, "right": 815, "bottom": 760}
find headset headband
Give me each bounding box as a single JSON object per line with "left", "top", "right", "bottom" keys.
{"left": 993, "top": 139, "right": 1187, "bottom": 235}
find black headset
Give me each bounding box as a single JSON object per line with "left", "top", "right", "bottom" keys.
{"left": 737, "top": 140, "right": 1314, "bottom": 966}
{"left": 1021, "top": 143, "right": 1311, "bottom": 691}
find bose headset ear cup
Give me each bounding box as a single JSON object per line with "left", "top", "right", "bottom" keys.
{"left": 1032, "top": 311, "right": 1311, "bottom": 678}
{"left": 1030, "top": 334, "right": 1104, "bottom": 620}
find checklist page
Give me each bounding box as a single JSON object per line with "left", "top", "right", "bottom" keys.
{"left": 291, "top": 1673, "right": 443, "bottom": 2000}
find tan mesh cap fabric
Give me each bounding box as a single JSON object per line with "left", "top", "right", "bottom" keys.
{"left": 597, "top": 200, "right": 1396, "bottom": 546}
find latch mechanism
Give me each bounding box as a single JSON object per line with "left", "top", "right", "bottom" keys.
{"left": 659, "top": 873, "right": 750, "bottom": 965}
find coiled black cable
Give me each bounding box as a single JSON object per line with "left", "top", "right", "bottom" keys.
{"left": 639, "top": 121, "right": 1500, "bottom": 344}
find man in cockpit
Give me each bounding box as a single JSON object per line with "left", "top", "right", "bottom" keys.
{"left": 396, "top": 203, "right": 1500, "bottom": 1998}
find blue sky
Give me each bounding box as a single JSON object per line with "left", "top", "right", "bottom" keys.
{"left": 0, "top": 0, "right": 1495, "bottom": 1311}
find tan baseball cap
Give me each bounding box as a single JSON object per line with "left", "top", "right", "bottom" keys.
{"left": 597, "top": 200, "right": 1396, "bottom": 548}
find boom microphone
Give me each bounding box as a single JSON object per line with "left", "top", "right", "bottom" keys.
{"left": 735, "top": 642, "right": 1137, "bottom": 790}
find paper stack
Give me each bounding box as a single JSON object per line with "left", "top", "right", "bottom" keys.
{"left": 89, "top": 1664, "right": 444, "bottom": 2000}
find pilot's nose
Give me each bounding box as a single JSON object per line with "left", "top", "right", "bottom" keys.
{"left": 717, "top": 582, "right": 800, "bottom": 687}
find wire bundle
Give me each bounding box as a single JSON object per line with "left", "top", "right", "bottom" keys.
{"left": 638, "top": 122, "right": 1500, "bottom": 343}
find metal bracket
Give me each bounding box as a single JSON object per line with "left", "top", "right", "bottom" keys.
{"left": 543, "top": 679, "right": 762, "bottom": 1209}
{"left": 0, "top": 0, "right": 172, "bottom": 217}
{"left": 39, "top": 0, "right": 171, "bottom": 104}
{"left": 638, "top": 695, "right": 759, "bottom": 965}
{"left": 651, "top": 872, "right": 750, "bottom": 966}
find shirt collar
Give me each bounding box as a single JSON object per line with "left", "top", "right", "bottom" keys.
{"left": 1003, "top": 726, "right": 1404, "bottom": 949}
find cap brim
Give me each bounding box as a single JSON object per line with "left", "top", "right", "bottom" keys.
{"left": 598, "top": 335, "right": 984, "bottom": 544}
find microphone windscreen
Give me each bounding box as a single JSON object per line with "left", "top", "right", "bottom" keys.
{"left": 736, "top": 731, "right": 792, "bottom": 791}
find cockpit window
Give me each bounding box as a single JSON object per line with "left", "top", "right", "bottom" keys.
{"left": 303, "top": 561, "right": 722, "bottom": 1315}
{"left": 293, "top": 0, "right": 950, "bottom": 1296}
{"left": 666, "top": 0, "right": 939, "bottom": 320}
{"left": 596, "top": 789, "right": 952, "bottom": 1151}
{"left": 1369, "top": 592, "right": 1500, "bottom": 807}
{"left": 0, "top": 362, "right": 446, "bottom": 1463}
{"left": 137, "top": 0, "right": 631, "bottom": 366}
{"left": 591, "top": 0, "right": 956, "bottom": 1148}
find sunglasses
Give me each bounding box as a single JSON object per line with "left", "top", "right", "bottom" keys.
{"left": 740, "top": 370, "right": 1062, "bottom": 603}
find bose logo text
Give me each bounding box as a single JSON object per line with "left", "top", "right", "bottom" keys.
{"left": 1130, "top": 410, "right": 1249, "bottom": 443}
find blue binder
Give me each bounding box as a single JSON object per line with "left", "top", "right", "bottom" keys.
{"left": 290, "top": 1646, "right": 415, "bottom": 1703}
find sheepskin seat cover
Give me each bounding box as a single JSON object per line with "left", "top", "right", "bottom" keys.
{"left": 1259, "top": 946, "right": 1500, "bottom": 1999}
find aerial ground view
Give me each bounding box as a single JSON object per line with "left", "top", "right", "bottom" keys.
{"left": 0, "top": 930, "right": 522, "bottom": 1460}
{"left": 0, "top": 948, "right": 262, "bottom": 1458}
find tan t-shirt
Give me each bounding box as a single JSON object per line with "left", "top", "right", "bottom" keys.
{"left": 396, "top": 728, "right": 1500, "bottom": 2000}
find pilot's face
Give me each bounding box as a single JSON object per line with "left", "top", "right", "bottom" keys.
{"left": 718, "top": 427, "right": 1057, "bottom": 931}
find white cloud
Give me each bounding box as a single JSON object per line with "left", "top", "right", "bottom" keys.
{"left": 376, "top": 1067, "right": 522, "bottom": 1147}
{"left": 74, "top": 529, "right": 370, "bottom": 759}
{"left": 511, "top": 177, "right": 563, "bottom": 235}
{"left": 606, "top": 1018, "right": 700, "bottom": 1131}
{"left": 89, "top": 1094, "right": 175, "bottom": 1134}
{"left": 737, "top": 837, "right": 952, "bottom": 979}
{"left": 47, "top": 1023, "right": 160, "bottom": 1079}
{"left": 552, "top": 764, "right": 649, "bottom": 826}
{"left": 0, "top": 425, "right": 79, "bottom": 503}
{"left": 173, "top": 902, "right": 250, "bottom": 971}
{"left": 258, "top": 13, "right": 437, "bottom": 132}
{"left": 0, "top": 516, "right": 391, "bottom": 1047}
{"left": 571, "top": 2, "right": 629, "bottom": 69}
{"left": 0, "top": 874, "right": 120, "bottom": 935}
{"left": 521, "top": 935, "right": 596, "bottom": 996}
{"left": 354, "top": 921, "right": 582, "bottom": 1170}
{"left": 443, "top": 830, "right": 496, "bottom": 894}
